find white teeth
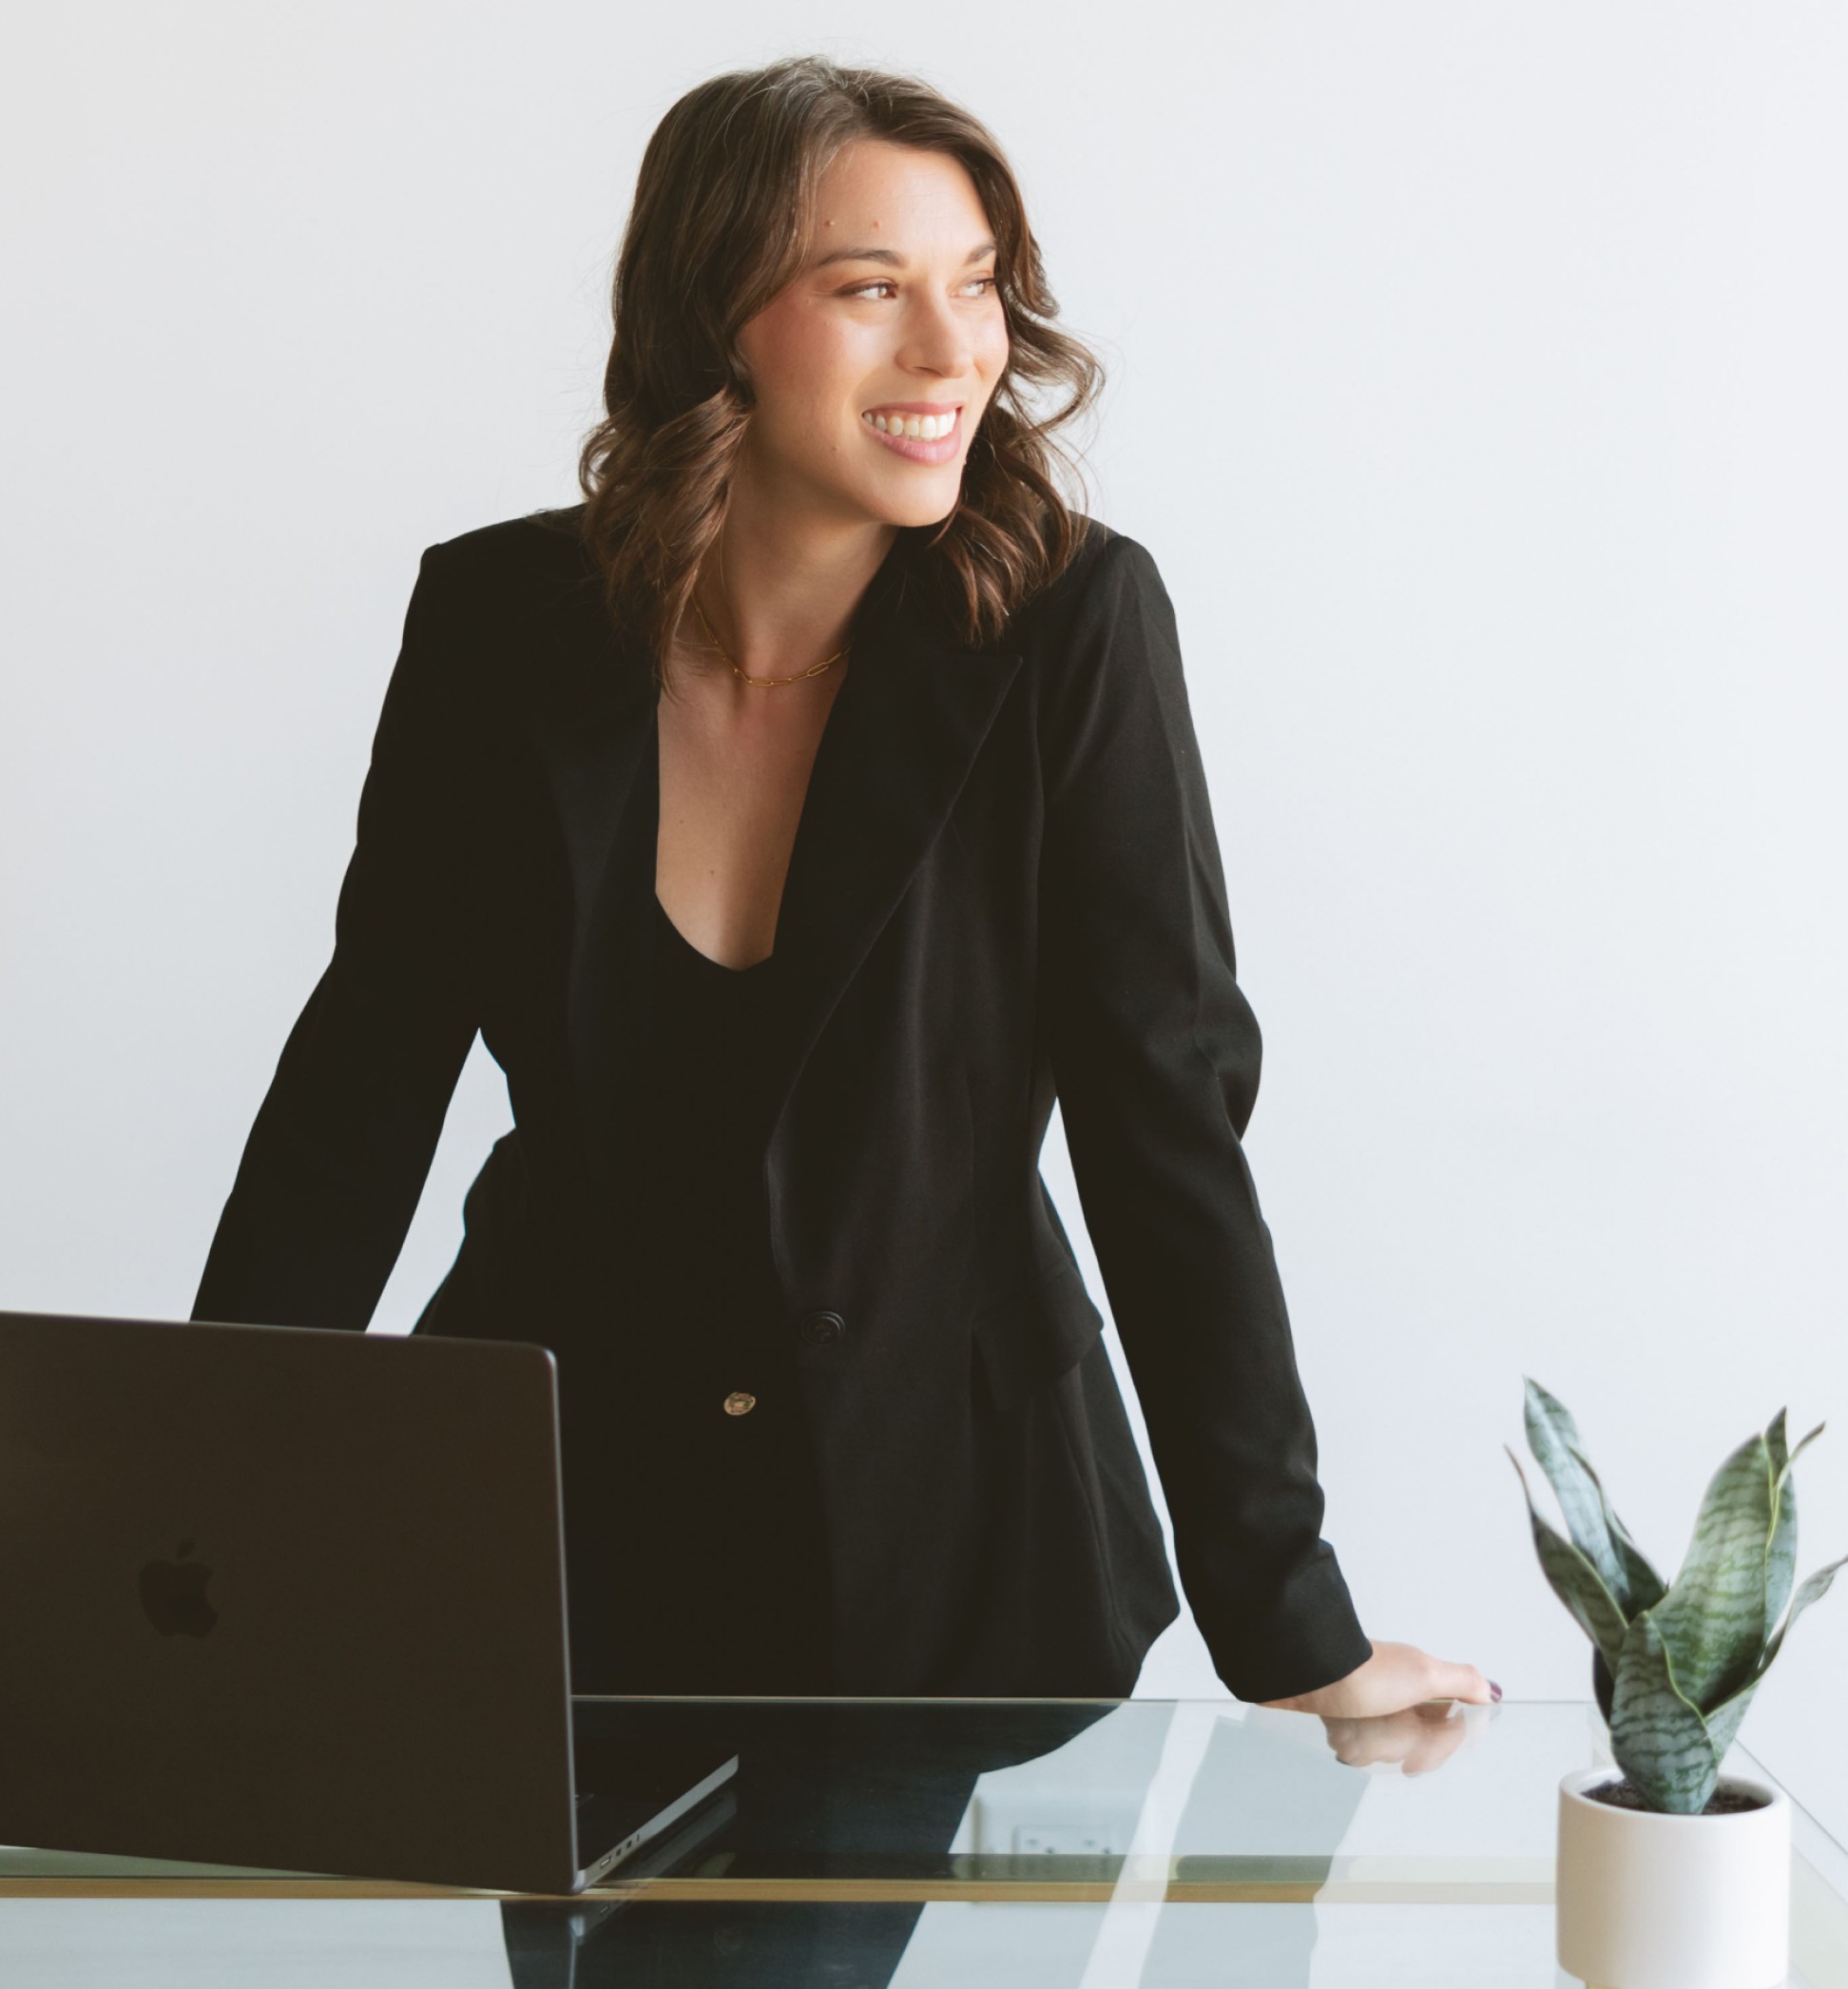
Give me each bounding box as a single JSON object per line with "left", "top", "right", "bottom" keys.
{"left": 863, "top": 410, "right": 956, "bottom": 440}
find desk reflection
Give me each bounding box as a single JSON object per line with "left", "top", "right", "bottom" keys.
{"left": 502, "top": 1697, "right": 1379, "bottom": 1986}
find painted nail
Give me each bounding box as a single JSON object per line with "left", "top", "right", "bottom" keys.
{"left": 1490, "top": 1679, "right": 1504, "bottom": 1702}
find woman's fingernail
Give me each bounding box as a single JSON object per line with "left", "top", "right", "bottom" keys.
{"left": 1490, "top": 1679, "right": 1504, "bottom": 1702}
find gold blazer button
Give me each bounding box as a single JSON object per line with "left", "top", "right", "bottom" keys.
{"left": 722, "top": 1390, "right": 757, "bottom": 1416}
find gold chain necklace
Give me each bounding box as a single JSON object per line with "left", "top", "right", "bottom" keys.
{"left": 691, "top": 587, "right": 849, "bottom": 689}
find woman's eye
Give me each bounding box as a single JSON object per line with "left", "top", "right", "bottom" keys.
{"left": 845, "top": 276, "right": 999, "bottom": 300}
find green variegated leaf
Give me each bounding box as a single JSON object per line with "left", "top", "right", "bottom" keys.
{"left": 1609, "top": 1610, "right": 1720, "bottom": 1813}
{"left": 1765, "top": 1411, "right": 1797, "bottom": 1642}
{"left": 1767, "top": 1420, "right": 1826, "bottom": 1640}
{"left": 1702, "top": 1677, "right": 1761, "bottom": 1770}
{"left": 1508, "top": 1446, "right": 1627, "bottom": 1668}
{"left": 1787, "top": 1420, "right": 1827, "bottom": 1473}
{"left": 1523, "top": 1379, "right": 1660, "bottom": 1614}
{"left": 1650, "top": 1428, "right": 1778, "bottom": 1711}
{"left": 1759, "top": 1554, "right": 1848, "bottom": 1676}
{"left": 1563, "top": 1441, "right": 1667, "bottom": 1616}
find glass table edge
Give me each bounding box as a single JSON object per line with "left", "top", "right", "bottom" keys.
{"left": 0, "top": 1697, "right": 1838, "bottom": 1903}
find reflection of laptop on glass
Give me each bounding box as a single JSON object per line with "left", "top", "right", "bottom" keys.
{"left": 0, "top": 1308, "right": 738, "bottom": 1893}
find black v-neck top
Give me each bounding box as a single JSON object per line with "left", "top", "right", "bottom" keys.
{"left": 652, "top": 890, "right": 775, "bottom": 977}
{"left": 567, "top": 895, "right": 831, "bottom": 1694}
{"left": 633, "top": 896, "right": 785, "bottom": 1301}
{"left": 646, "top": 889, "right": 778, "bottom": 1107}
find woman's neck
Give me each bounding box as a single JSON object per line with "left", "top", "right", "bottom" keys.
{"left": 690, "top": 485, "right": 896, "bottom": 680}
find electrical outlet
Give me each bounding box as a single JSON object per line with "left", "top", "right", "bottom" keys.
{"left": 1011, "top": 1821, "right": 1121, "bottom": 1857}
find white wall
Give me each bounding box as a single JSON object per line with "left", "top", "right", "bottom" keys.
{"left": 5, "top": 2, "right": 1843, "bottom": 1844}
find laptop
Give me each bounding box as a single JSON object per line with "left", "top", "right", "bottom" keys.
{"left": 0, "top": 1306, "right": 739, "bottom": 1893}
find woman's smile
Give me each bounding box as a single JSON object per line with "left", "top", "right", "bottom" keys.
{"left": 860, "top": 402, "right": 962, "bottom": 463}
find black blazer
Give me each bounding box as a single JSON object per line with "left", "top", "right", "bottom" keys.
{"left": 191, "top": 504, "right": 1372, "bottom": 1703}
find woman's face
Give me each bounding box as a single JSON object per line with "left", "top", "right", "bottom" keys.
{"left": 734, "top": 138, "right": 1010, "bottom": 531}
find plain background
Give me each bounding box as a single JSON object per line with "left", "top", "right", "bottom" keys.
{"left": 4, "top": 3, "right": 1843, "bottom": 1847}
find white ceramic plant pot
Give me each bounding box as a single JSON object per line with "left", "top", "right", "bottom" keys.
{"left": 1555, "top": 1766, "right": 1791, "bottom": 1989}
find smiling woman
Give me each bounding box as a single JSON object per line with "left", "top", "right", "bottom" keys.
{"left": 192, "top": 53, "right": 1492, "bottom": 1716}
{"left": 574, "top": 62, "right": 1104, "bottom": 675}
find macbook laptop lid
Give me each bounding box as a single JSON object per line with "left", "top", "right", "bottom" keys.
{"left": 0, "top": 1308, "right": 736, "bottom": 1893}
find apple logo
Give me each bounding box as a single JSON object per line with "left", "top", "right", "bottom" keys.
{"left": 139, "top": 1537, "right": 219, "bottom": 1637}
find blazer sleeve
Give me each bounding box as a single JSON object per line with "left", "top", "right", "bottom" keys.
{"left": 1037, "top": 531, "right": 1375, "bottom": 1704}
{"left": 190, "top": 541, "right": 485, "bottom": 1332}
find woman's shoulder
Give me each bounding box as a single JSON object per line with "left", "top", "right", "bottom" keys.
{"left": 1007, "top": 512, "right": 1165, "bottom": 651}
{"left": 389, "top": 505, "right": 612, "bottom": 730}
{"left": 418, "top": 501, "right": 592, "bottom": 607}
{"left": 1003, "top": 515, "right": 1178, "bottom": 759}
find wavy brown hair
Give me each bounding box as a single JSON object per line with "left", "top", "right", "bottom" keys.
{"left": 566, "top": 53, "right": 1107, "bottom": 678}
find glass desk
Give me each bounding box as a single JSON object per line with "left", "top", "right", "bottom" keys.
{"left": 2, "top": 1697, "right": 1843, "bottom": 1985}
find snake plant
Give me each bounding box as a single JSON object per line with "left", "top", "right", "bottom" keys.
{"left": 1508, "top": 1377, "right": 1846, "bottom": 1814}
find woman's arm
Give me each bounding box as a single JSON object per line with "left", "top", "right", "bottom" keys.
{"left": 190, "top": 541, "right": 486, "bottom": 1332}
{"left": 1036, "top": 529, "right": 1378, "bottom": 1705}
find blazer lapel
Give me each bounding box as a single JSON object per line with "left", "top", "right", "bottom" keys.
{"left": 527, "top": 526, "right": 1023, "bottom": 1193}
{"left": 521, "top": 549, "right": 657, "bottom": 1196}
{"left": 764, "top": 535, "right": 1023, "bottom": 1131}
